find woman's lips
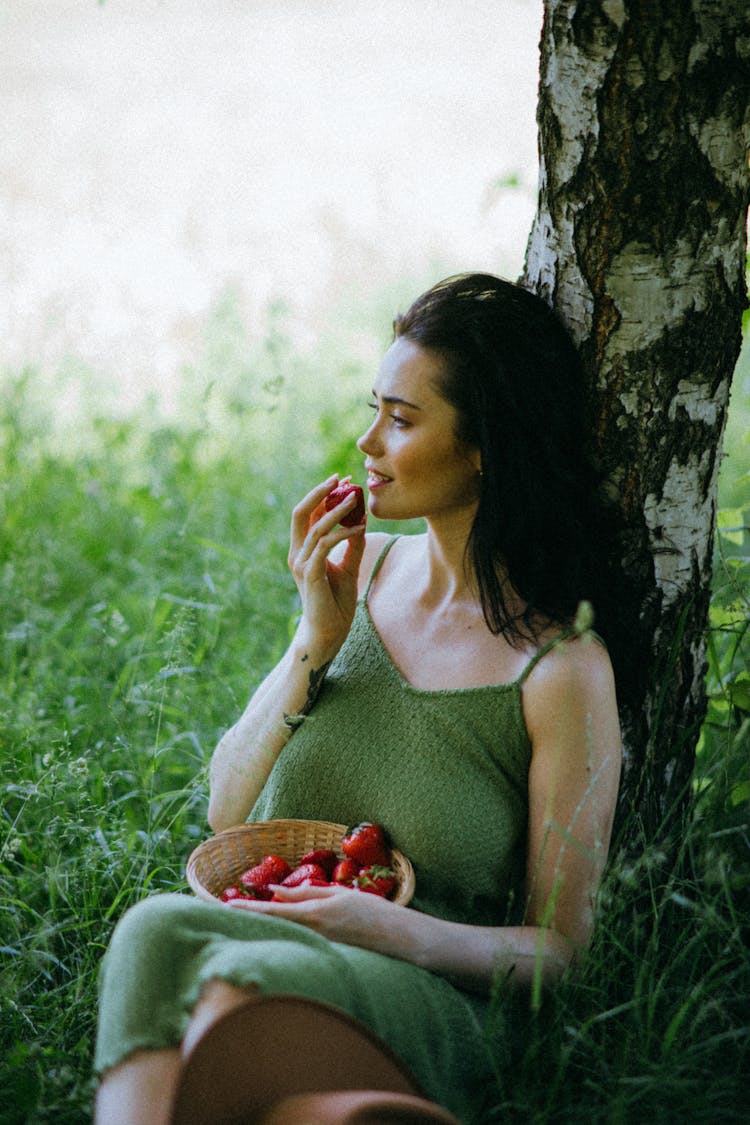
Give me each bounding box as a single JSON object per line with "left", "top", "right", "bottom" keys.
{"left": 366, "top": 470, "right": 391, "bottom": 490}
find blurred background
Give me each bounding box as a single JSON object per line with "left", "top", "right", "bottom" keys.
{"left": 1, "top": 0, "right": 541, "bottom": 423}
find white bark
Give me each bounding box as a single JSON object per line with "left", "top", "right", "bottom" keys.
{"left": 524, "top": 0, "right": 749, "bottom": 822}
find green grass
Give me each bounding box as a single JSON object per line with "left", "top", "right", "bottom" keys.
{"left": 0, "top": 306, "right": 748, "bottom": 1123}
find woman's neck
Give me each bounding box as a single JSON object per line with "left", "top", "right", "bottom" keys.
{"left": 419, "top": 514, "right": 528, "bottom": 626}
{"left": 418, "top": 514, "right": 479, "bottom": 608}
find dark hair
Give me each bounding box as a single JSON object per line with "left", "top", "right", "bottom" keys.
{"left": 394, "top": 272, "right": 613, "bottom": 645}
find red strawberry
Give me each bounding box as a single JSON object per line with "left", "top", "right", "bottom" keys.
{"left": 299, "top": 849, "right": 338, "bottom": 878}
{"left": 239, "top": 854, "right": 292, "bottom": 897}
{"left": 280, "top": 862, "right": 328, "bottom": 888}
{"left": 325, "top": 480, "right": 366, "bottom": 528}
{"left": 332, "top": 858, "right": 361, "bottom": 886}
{"left": 259, "top": 854, "right": 294, "bottom": 882}
{"left": 239, "top": 883, "right": 274, "bottom": 901}
{"left": 354, "top": 865, "right": 397, "bottom": 899}
{"left": 220, "top": 884, "right": 244, "bottom": 903}
{"left": 341, "top": 823, "right": 391, "bottom": 867}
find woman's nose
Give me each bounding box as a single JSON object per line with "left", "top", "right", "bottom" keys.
{"left": 356, "top": 422, "right": 378, "bottom": 456}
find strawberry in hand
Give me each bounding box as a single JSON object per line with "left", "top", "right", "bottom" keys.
{"left": 325, "top": 479, "right": 366, "bottom": 528}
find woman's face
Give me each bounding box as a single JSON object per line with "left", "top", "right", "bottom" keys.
{"left": 356, "top": 336, "right": 481, "bottom": 526}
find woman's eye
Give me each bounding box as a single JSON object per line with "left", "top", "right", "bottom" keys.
{"left": 366, "top": 401, "right": 409, "bottom": 428}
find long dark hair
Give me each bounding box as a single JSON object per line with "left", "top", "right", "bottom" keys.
{"left": 394, "top": 272, "right": 614, "bottom": 645}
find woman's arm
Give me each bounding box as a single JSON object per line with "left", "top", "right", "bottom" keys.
{"left": 208, "top": 476, "right": 367, "bottom": 832}
{"left": 208, "top": 637, "right": 336, "bottom": 831}
{"left": 228, "top": 631, "right": 621, "bottom": 992}
{"left": 521, "top": 631, "right": 622, "bottom": 954}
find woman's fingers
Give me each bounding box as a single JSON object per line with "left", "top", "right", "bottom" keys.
{"left": 289, "top": 475, "right": 338, "bottom": 547}
{"left": 225, "top": 882, "right": 343, "bottom": 919}
{"left": 335, "top": 515, "right": 367, "bottom": 577}
{"left": 289, "top": 477, "right": 364, "bottom": 570}
{"left": 292, "top": 518, "right": 364, "bottom": 581}
{"left": 285, "top": 477, "right": 366, "bottom": 656}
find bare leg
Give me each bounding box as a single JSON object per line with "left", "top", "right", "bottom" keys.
{"left": 180, "top": 979, "right": 258, "bottom": 1058}
{"left": 94, "top": 982, "right": 256, "bottom": 1125}
{"left": 94, "top": 1048, "right": 181, "bottom": 1125}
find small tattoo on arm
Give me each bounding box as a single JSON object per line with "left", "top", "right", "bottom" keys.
{"left": 302, "top": 661, "right": 330, "bottom": 712}
{"left": 283, "top": 658, "right": 331, "bottom": 732}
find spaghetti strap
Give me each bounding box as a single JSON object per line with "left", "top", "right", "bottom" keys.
{"left": 515, "top": 627, "right": 606, "bottom": 685}
{"left": 364, "top": 536, "right": 401, "bottom": 602}
{"left": 514, "top": 629, "right": 576, "bottom": 686}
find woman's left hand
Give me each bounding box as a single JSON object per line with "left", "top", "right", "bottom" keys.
{"left": 227, "top": 882, "right": 407, "bottom": 955}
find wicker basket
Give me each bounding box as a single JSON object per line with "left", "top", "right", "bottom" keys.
{"left": 186, "top": 818, "right": 416, "bottom": 907}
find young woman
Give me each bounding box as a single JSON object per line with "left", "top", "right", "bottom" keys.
{"left": 94, "top": 274, "right": 622, "bottom": 1125}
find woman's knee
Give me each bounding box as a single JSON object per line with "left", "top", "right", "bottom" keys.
{"left": 104, "top": 892, "right": 197, "bottom": 971}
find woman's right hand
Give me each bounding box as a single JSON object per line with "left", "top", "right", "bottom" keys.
{"left": 287, "top": 475, "right": 367, "bottom": 662}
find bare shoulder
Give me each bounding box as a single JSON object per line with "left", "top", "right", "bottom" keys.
{"left": 357, "top": 528, "right": 422, "bottom": 594}
{"left": 526, "top": 631, "right": 616, "bottom": 693}
{"left": 359, "top": 531, "right": 395, "bottom": 567}
{"left": 328, "top": 531, "right": 396, "bottom": 594}
{"left": 522, "top": 632, "right": 620, "bottom": 749}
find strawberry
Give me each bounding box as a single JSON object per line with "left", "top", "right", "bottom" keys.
{"left": 239, "top": 883, "right": 274, "bottom": 901}
{"left": 299, "top": 848, "right": 338, "bottom": 878}
{"left": 220, "top": 884, "right": 245, "bottom": 903}
{"left": 332, "top": 858, "right": 361, "bottom": 886}
{"left": 325, "top": 480, "right": 366, "bottom": 528}
{"left": 239, "top": 854, "right": 292, "bottom": 898}
{"left": 280, "top": 862, "right": 328, "bottom": 888}
{"left": 259, "top": 854, "right": 294, "bottom": 883}
{"left": 354, "top": 865, "right": 397, "bottom": 899}
{"left": 341, "top": 822, "right": 391, "bottom": 867}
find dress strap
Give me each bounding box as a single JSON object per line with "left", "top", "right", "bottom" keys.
{"left": 364, "top": 535, "right": 401, "bottom": 602}
{"left": 514, "top": 627, "right": 606, "bottom": 685}
{"left": 514, "top": 628, "right": 576, "bottom": 686}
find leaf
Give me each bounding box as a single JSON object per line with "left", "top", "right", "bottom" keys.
{"left": 730, "top": 779, "right": 750, "bottom": 805}
{"left": 728, "top": 675, "right": 750, "bottom": 713}
{"left": 716, "top": 507, "right": 749, "bottom": 546}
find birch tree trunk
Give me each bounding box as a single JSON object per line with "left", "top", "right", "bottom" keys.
{"left": 523, "top": 0, "right": 749, "bottom": 834}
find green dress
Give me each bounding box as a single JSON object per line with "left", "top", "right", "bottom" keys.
{"left": 95, "top": 537, "right": 553, "bottom": 1123}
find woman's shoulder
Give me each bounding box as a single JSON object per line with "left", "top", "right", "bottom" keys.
{"left": 359, "top": 531, "right": 396, "bottom": 566}
{"left": 519, "top": 625, "right": 620, "bottom": 711}
{"left": 520, "top": 628, "right": 620, "bottom": 749}
{"left": 355, "top": 531, "right": 425, "bottom": 596}
{"left": 522, "top": 627, "right": 615, "bottom": 692}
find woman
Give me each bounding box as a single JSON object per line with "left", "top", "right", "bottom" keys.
{"left": 94, "top": 274, "right": 622, "bottom": 1124}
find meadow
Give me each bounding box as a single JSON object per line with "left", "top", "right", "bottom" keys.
{"left": 1, "top": 295, "right": 748, "bottom": 1123}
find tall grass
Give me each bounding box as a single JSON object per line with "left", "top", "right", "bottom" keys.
{"left": 0, "top": 302, "right": 748, "bottom": 1123}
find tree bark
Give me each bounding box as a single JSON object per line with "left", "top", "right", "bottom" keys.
{"left": 523, "top": 0, "right": 750, "bottom": 834}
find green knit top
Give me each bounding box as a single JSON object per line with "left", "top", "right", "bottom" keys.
{"left": 251, "top": 536, "right": 561, "bottom": 928}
